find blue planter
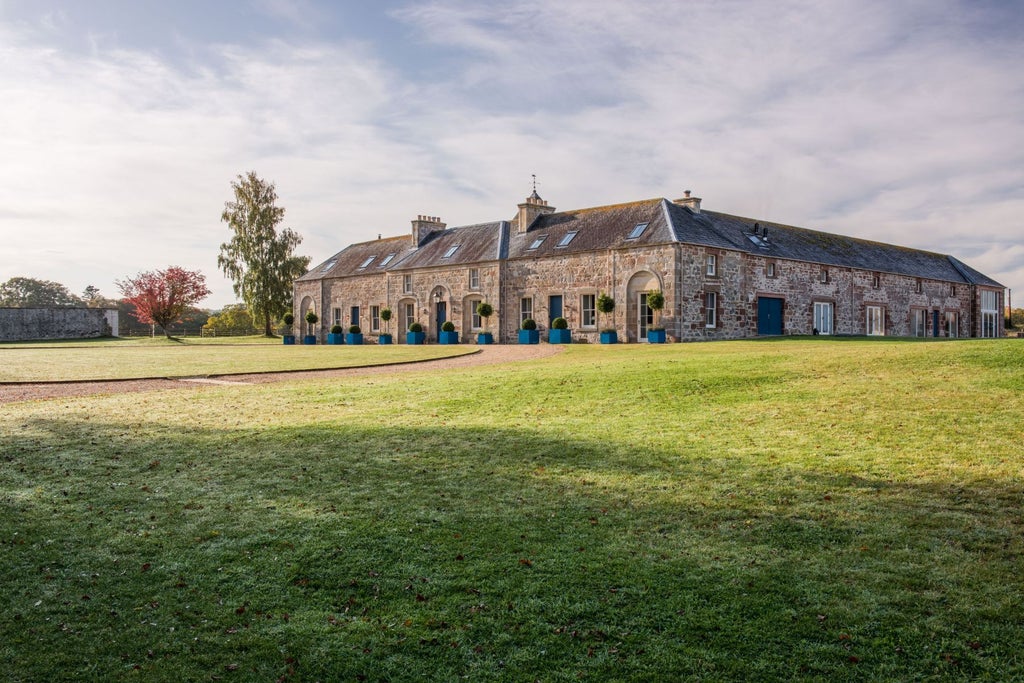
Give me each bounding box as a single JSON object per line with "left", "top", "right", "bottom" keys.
{"left": 600, "top": 331, "right": 618, "bottom": 344}
{"left": 407, "top": 331, "right": 426, "bottom": 345}
{"left": 282, "top": 335, "right": 295, "bottom": 345}
{"left": 548, "top": 329, "right": 572, "bottom": 344}
{"left": 303, "top": 335, "right": 317, "bottom": 345}
{"left": 439, "top": 330, "right": 459, "bottom": 344}
{"left": 518, "top": 329, "right": 539, "bottom": 344}
{"left": 477, "top": 332, "right": 493, "bottom": 345}
{"left": 346, "top": 333, "right": 363, "bottom": 345}
{"left": 647, "top": 329, "right": 667, "bottom": 343}
{"left": 327, "top": 333, "right": 344, "bottom": 345}
{"left": 378, "top": 334, "right": 393, "bottom": 345}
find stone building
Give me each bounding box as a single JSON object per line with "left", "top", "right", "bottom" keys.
{"left": 293, "top": 190, "right": 1005, "bottom": 343}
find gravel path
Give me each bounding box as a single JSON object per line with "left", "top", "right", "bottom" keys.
{"left": 0, "top": 344, "right": 563, "bottom": 405}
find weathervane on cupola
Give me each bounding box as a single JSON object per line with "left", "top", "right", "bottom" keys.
{"left": 516, "top": 174, "right": 555, "bottom": 233}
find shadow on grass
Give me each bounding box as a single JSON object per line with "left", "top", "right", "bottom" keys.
{"left": 2, "top": 416, "right": 1022, "bottom": 681}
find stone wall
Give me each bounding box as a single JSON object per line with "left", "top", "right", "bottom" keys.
{"left": 502, "top": 245, "right": 678, "bottom": 343}
{"left": 0, "top": 307, "right": 118, "bottom": 341}
{"left": 300, "top": 262, "right": 501, "bottom": 342}
{"left": 296, "top": 243, "right": 1001, "bottom": 344}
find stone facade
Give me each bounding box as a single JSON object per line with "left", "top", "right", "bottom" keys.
{"left": 0, "top": 307, "right": 118, "bottom": 342}
{"left": 295, "top": 191, "right": 1004, "bottom": 343}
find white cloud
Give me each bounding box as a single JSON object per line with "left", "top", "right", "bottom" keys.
{"left": 0, "top": 0, "right": 1021, "bottom": 308}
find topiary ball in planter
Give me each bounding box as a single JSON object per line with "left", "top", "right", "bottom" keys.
{"left": 647, "top": 328, "right": 667, "bottom": 343}
{"left": 600, "top": 329, "right": 618, "bottom": 344}
{"left": 327, "top": 324, "right": 345, "bottom": 345}
{"left": 549, "top": 317, "right": 571, "bottom": 343}
{"left": 519, "top": 318, "right": 539, "bottom": 344}
{"left": 439, "top": 320, "right": 458, "bottom": 344}
{"left": 407, "top": 322, "right": 425, "bottom": 345}
{"left": 346, "top": 324, "right": 363, "bottom": 345}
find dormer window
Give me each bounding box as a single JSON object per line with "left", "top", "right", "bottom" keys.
{"left": 379, "top": 253, "right": 396, "bottom": 267}
{"left": 528, "top": 236, "right": 547, "bottom": 250}
{"left": 556, "top": 231, "right": 578, "bottom": 247}
{"left": 628, "top": 223, "right": 648, "bottom": 239}
{"left": 442, "top": 245, "right": 460, "bottom": 259}
{"left": 358, "top": 256, "right": 375, "bottom": 269}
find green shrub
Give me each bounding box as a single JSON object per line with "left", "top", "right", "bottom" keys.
{"left": 348, "top": 325, "right": 361, "bottom": 334}
{"left": 441, "top": 321, "right": 456, "bottom": 332}
{"left": 409, "top": 322, "right": 423, "bottom": 333}
{"left": 305, "top": 310, "right": 318, "bottom": 325}
{"left": 552, "top": 317, "right": 568, "bottom": 330}
{"left": 521, "top": 318, "right": 537, "bottom": 331}
{"left": 330, "top": 324, "right": 343, "bottom": 334}
{"left": 282, "top": 313, "right": 295, "bottom": 326}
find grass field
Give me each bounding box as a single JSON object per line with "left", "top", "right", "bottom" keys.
{"left": 1, "top": 339, "right": 1022, "bottom": 681}
{"left": 0, "top": 336, "right": 475, "bottom": 381}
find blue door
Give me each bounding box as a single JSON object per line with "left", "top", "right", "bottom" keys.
{"left": 932, "top": 310, "right": 940, "bottom": 337}
{"left": 435, "top": 301, "right": 446, "bottom": 341}
{"left": 548, "top": 295, "right": 563, "bottom": 326}
{"left": 757, "top": 297, "right": 783, "bottom": 335}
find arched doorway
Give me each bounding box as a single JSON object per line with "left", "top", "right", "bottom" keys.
{"left": 299, "top": 295, "right": 315, "bottom": 337}
{"left": 430, "top": 286, "right": 449, "bottom": 342}
{"left": 626, "top": 271, "right": 661, "bottom": 342}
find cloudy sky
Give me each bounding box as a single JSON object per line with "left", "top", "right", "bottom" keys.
{"left": 1, "top": 0, "right": 1022, "bottom": 309}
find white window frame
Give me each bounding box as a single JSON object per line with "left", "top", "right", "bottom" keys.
{"left": 520, "top": 297, "right": 533, "bottom": 324}
{"left": 469, "top": 268, "right": 480, "bottom": 290}
{"left": 866, "top": 305, "right": 884, "bottom": 336}
{"left": 370, "top": 305, "right": 380, "bottom": 333}
{"left": 628, "top": 223, "right": 648, "bottom": 239}
{"left": 442, "top": 245, "right": 460, "bottom": 259}
{"left": 912, "top": 309, "right": 927, "bottom": 337}
{"left": 706, "top": 254, "right": 717, "bottom": 277}
{"left": 705, "top": 292, "right": 717, "bottom": 328}
{"left": 981, "top": 290, "right": 998, "bottom": 338}
{"left": 767, "top": 262, "right": 776, "bottom": 278}
{"left": 556, "top": 231, "right": 578, "bottom": 247}
{"left": 469, "top": 298, "right": 482, "bottom": 331}
{"left": 403, "top": 274, "right": 412, "bottom": 294}
{"left": 946, "top": 311, "right": 958, "bottom": 338}
{"left": 581, "top": 294, "right": 596, "bottom": 328}
{"left": 528, "top": 236, "right": 546, "bottom": 250}
{"left": 813, "top": 301, "right": 833, "bottom": 335}
{"left": 820, "top": 269, "right": 829, "bottom": 284}
{"left": 359, "top": 256, "right": 375, "bottom": 269}
{"left": 402, "top": 302, "right": 416, "bottom": 333}
{"left": 379, "top": 253, "right": 396, "bottom": 267}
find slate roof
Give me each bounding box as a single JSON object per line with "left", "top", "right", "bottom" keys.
{"left": 296, "top": 235, "right": 414, "bottom": 282}
{"left": 507, "top": 199, "right": 672, "bottom": 258}
{"left": 672, "top": 206, "right": 1003, "bottom": 286}
{"left": 299, "top": 195, "right": 1002, "bottom": 288}
{"left": 393, "top": 221, "right": 507, "bottom": 270}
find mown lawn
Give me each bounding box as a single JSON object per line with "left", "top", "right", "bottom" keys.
{"left": 0, "top": 338, "right": 475, "bottom": 382}
{"left": 1, "top": 339, "right": 1022, "bottom": 681}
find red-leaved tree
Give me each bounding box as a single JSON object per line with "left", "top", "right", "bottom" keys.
{"left": 117, "top": 267, "right": 211, "bottom": 338}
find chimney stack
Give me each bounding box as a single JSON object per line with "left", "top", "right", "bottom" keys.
{"left": 515, "top": 190, "right": 555, "bottom": 234}
{"left": 673, "top": 189, "right": 702, "bottom": 213}
{"left": 411, "top": 214, "right": 446, "bottom": 246}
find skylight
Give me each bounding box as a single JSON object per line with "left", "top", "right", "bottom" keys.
{"left": 321, "top": 259, "right": 337, "bottom": 272}
{"left": 627, "top": 223, "right": 648, "bottom": 239}
{"left": 358, "top": 256, "right": 375, "bottom": 269}
{"left": 556, "top": 231, "right": 578, "bottom": 247}
{"left": 442, "top": 245, "right": 460, "bottom": 259}
{"left": 379, "top": 253, "right": 396, "bottom": 266}
{"left": 528, "top": 236, "right": 547, "bottom": 250}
